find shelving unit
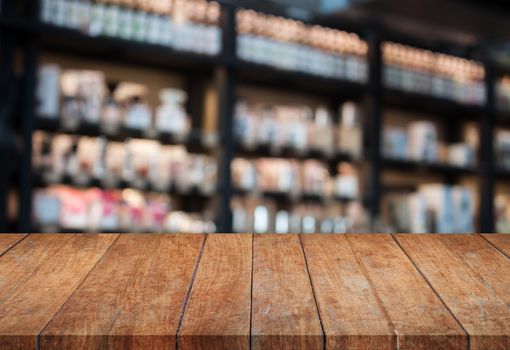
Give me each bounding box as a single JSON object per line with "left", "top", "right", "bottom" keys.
{"left": 382, "top": 158, "right": 477, "bottom": 176}
{"left": 35, "top": 118, "right": 213, "bottom": 152}
{"left": 235, "top": 142, "right": 356, "bottom": 163}
{"left": 0, "top": 0, "right": 505, "bottom": 233}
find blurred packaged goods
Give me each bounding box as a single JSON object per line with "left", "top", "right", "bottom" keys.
{"left": 40, "top": 0, "right": 221, "bottom": 55}
{"left": 236, "top": 9, "right": 368, "bottom": 81}
{"left": 383, "top": 184, "right": 474, "bottom": 233}
{"left": 33, "top": 185, "right": 215, "bottom": 233}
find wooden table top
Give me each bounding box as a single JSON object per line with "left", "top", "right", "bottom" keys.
{"left": 1, "top": 233, "right": 510, "bottom": 350}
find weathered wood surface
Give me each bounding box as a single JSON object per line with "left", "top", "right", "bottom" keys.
{"left": 396, "top": 234, "right": 510, "bottom": 349}
{"left": 178, "top": 234, "right": 252, "bottom": 350}
{"left": 348, "top": 234, "right": 467, "bottom": 350}
{"left": 301, "top": 234, "right": 395, "bottom": 350}
{"left": 0, "top": 234, "right": 118, "bottom": 350}
{"left": 1, "top": 233, "right": 510, "bottom": 350}
{"left": 41, "top": 234, "right": 204, "bottom": 350}
{"left": 482, "top": 233, "right": 510, "bottom": 258}
{"left": 0, "top": 234, "right": 26, "bottom": 256}
{"left": 252, "top": 234, "right": 323, "bottom": 350}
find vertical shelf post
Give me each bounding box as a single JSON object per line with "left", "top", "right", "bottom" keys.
{"left": 479, "top": 60, "right": 496, "bottom": 232}
{"left": 215, "top": 3, "right": 237, "bottom": 232}
{"left": 17, "top": 0, "right": 40, "bottom": 232}
{"left": 18, "top": 40, "right": 39, "bottom": 233}
{"left": 365, "top": 28, "right": 383, "bottom": 225}
{"left": 0, "top": 0, "right": 17, "bottom": 232}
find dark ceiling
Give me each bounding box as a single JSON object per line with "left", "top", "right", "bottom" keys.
{"left": 316, "top": 0, "right": 510, "bottom": 47}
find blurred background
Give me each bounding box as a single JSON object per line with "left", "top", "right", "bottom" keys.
{"left": 0, "top": 0, "right": 509, "bottom": 234}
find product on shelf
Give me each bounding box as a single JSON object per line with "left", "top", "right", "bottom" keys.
{"left": 60, "top": 69, "right": 107, "bottom": 129}
{"left": 383, "top": 184, "right": 474, "bottom": 233}
{"left": 408, "top": 121, "right": 438, "bottom": 161}
{"left": 33, "top": 185, "right": 216, "bottom": 233}
{"left": 495, "top": 194, "right": 510, "bottom": 233}
{"left": 496, "top": 129, "right": 510, "bottom": 170}
{"left": 497, "top": 76, "right": 510, "bottom": 112}
{"left": 382, "top": 42, "right": 485, "bottom": 105}
{"left": 231, "top": 195, "right": 368, "bottom": 234}
{"left": 447, "top": 143, "right": 475, "bottom": 167}
{"left": 383, "top": 126, "right": 408, "bottom": 160}
{"left": 36, "top": 64, "right": 195, "bottom": 140}
{"left": 336, "top": 102, "right": 363, "bottom": 158}
{"left": 333, "top": 163, "right": 359, "bottom": 199}
{"left": 231, "top": 157, "right": 360, "bottom": 200}
{"left": 383, "top": 120, "right": 477, "bottom": 167}
{"left": 234, "top": 100, "right": 363, "bottom": 158}
{"left": 36, "top": 64, "right": 61, "bottom": 118}
{"left": 155, "top": 88, "right": 191, "bottom": 138}
{"left": 33, "top": 131, "right": 218, "bottom": 194}
{"left": 118, "top": 82, "right": 153, "bottom": 132}
{"left": 40, "top": 0, "right": 222, "bottom": 55}
{"left": 236, "top": 9, "right": 368, "bottom": 81}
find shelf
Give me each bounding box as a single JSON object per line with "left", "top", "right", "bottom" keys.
{"left": 496, "top": 110, "right": 510, "bottom": 127}
{"left": 497, "top": 168, "right": 510, "bottom": 180}
{"left": 233, "top": 188, "right": 359, "bottom": 204}
{"left": 383, "top": 88, "right": 483, "bottom": 118}
{"left": 235, "top": 142, "right": 358, "bottom": 163}
{"left": 34, "top": 22, "right": 221, "bottom": 73}
{"left": 35, "top": 117, "right": 215, "bottom": 152}
{"left": 33, "top": 173, "right": 216, "bottom": 199}
{"left": 383, "top": 157, "right": 477, "bottom": 176}
{"left": 382, "top": 184, "right": 419, "bottom": 193}
{"left": 235, "top": 60, "right": 366, "bottom": 98}
{"left": 31, "top": 227, "right": 129, "bottom": 234}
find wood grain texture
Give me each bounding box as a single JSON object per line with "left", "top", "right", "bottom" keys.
{"left": 301, "top": 234, "right": 395, "bottom": 350}
{"left": 440, "top": 234, "right": 510, "bottom": 305}
{"left": 482, "top": 233, "right": 510, "bottom": 258}
{"left": 178, "top": 234, "right": 252, "bottom": 350}
{"left": 0, "top": 234, "right": 26, "bottom": 256}
{"left": 251, "top": 234, "right": 323, "bottom": 350}
{"left": 41, "top": 234, "right": 205, "bottom": 350}
{"left": 395, "top": 234, "right": 510, "bottom": 350}
{"left": 347, "top": 234, "right": 467, "bottom": 350}
{"left": 0, "top": 234, "right": 117, "bottom": 350}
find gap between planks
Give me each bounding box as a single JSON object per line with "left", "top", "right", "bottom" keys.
{"left": 479, "top": 233, "right": 510, "bottom": 259}
{"left": 34, "top": 234, "right": 122, "bottom": 350}
{"left": 389, "top": 234, "right": 470, "bottom": 350}
{"left": 175, "top": 234, "right": 209, "bottom": 350}
{"left": 0, "top": 234, "right": 29, "bottom": 257}
{"left": 298, "top": 235, "right": 327, "bottom": 350}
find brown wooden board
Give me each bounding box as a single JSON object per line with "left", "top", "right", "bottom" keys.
{"left": 251, "top": 234, "right": 323, "bottom": 350}
{"left": 440, "top": 234, "right": 510, "bottom": 306}
{"left": 0, "top": 234, "right": 26, "bottom": 256}
{"left": 347, "top": 234, "right": 467, "bottom": 350}
{"left": 301, "top": 234, "right": 395, "bottom": 350}
{"left": 178, "top": 234, "right": 252, "bottom": 350}
{"left": 395, "top": 234, "right": 510, "bottom": 350}
{"left": 0, "top": 234, "right": 117, "bottom": 350}
{"left": 482, "top": 233, "right": 510, "bottom": 258}
{"left": 41, "top": 234, "right": 205, "bottom": 350}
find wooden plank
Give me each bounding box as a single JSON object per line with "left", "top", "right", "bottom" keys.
{"left": 178, "top": 234, "right": 252, "bottom": 350}
{"left": 347, "top": 234, "right": 467, "bottom": 350}
{"left": 41, "top": 234, "right": 205, "bottom": 350}
{"left": 395, "top": 234, "right": 510, "bottom": 350}
{"left": 482, "top": 233, "right": 510, "bottom": 258}
{"left": 0, "top": 234, "right": 26, "bottom": 256}
{"left": 441, "top": 234, "right": 510, "bottom": 305}
{"left": 0, "top": 234, "right": 117, "bottom": 350}
{"left": 251, "top": 234, "right": 323, "bottom": 350}
{"left": 301, "top": 234, "right": 395, "bottom": 350}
